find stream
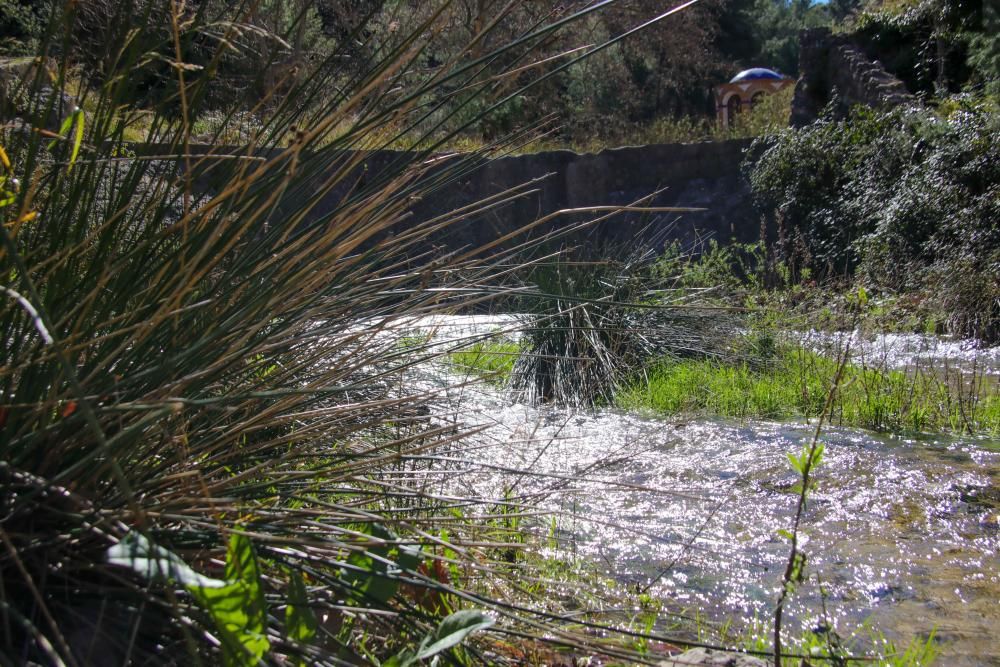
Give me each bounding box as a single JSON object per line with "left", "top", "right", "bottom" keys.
{"left": 409, "top": 318, "right": 1000, "bottom": 665}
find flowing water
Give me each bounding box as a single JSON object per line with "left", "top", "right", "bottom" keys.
{"left": 411, "top": 318, "right": 1000, "bottom": 664}
{"left": 798, "top": 329, "right": 1000, "bottom": 377}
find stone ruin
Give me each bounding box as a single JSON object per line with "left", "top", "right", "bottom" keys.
{"left": 791, "top": 27, "right": 915, "bottom": 127}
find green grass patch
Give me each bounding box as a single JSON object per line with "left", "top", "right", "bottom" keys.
{"left": 448, "top": 340, "right": 521, "bottom": 383}
{"left": 619, "top": 347, "right": 1000, "bottom": 435}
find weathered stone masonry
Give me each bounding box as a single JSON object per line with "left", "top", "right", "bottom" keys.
{"left": 791, "top": 27, "right": 914, "bottom": 126}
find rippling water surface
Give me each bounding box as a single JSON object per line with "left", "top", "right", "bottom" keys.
{"left": 798, "top": 329, "right": 1000, "bottom": 376}
{"left": 411, "top": 317, "right": 1000, "bottom": 664}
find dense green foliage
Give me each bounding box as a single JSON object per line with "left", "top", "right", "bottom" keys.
{"left": 854, "top": 0, "right": 991, "bottom": 97}
{"left": 749, "top": 102, "right": 1000, "bottom": 340}
{"left": 736, "top": 0, "right": 831, "bottom": 76}
{"left": 0, "top": 0, "right": 44, "bottom": 55}
{"left": 966, "top": 1, "right": 1000, "bottom": 96}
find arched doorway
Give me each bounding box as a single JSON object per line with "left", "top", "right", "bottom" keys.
{"left": 727, "top": 95, "right": 741, "bottom": 121}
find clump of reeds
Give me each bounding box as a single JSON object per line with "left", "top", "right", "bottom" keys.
{"left": 509, "top": 246, "right": 742, "bottom": 407}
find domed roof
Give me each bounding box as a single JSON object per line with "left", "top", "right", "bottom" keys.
{"left": 729, "top": 68, "right": 785, "bottom": 83}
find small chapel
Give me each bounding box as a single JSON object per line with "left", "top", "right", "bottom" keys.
{"left": 714, "top": 68, "right": 794, "bottom": 128}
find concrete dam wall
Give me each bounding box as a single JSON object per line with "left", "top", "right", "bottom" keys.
{"left": 414, "top": 139, "right": 758, "bottom": 255}
{"left": 185, "top": 138, "right": 759, "bottom": 258}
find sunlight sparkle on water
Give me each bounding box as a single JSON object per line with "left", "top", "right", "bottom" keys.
{"left": 408, "top": 316, "right": 1000, "bottom": 663}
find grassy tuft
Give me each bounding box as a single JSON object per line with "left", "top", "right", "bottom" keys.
{"left": 620, "top": 346, "right": 1000, "bottom": 434}
{"left": 448, "top": 339, "right": 521, "bottom": 383}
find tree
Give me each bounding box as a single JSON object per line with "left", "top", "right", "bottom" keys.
{"left": 966, "top": 0, "right": 998, "bottom": 95}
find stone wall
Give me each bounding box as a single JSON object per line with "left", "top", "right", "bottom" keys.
{"left": 791, "top": 27, "right": 913, "bottom": 126}
{"left": 179, "top": 139, "right": 759, "bottom": 258}
{"left": 294, "top": 139, "right": 759, "bottom": 257}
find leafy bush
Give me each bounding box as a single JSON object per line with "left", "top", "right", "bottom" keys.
{"left": 653, "top": 240, "right": 766, "bottom": 292}
{"left": 966, "top": 0, "right": 1000, "bottom": 97}
{"left": 853, "top": 0, "right": 980, "bottom": 97}
{"left": 0, "top": 0, "right": 43, "bottom": 55}
{"left": 748, "top": 102, "right": 1000, "bottom": 340}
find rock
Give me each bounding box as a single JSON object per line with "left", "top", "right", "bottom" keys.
{"left": 29, "top": 85, "right": 78, "bottom": 130}
{"left": 0, "top": 56, "right": 45, "bottom": 86}
{"left": 659, "top": 647, "right": 770, "bottom": 666}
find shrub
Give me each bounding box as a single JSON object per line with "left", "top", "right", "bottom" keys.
{"left": 0, "top": 0, "right": 44, "bottom": 55}
{"left": 748, "top": 102, "right": 1000, "bottom": 340}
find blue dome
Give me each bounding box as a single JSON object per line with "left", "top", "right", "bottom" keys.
{"left": 729, "top": 68, "right": 785, "bottom": 83}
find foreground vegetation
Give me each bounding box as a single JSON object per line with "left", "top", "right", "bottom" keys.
{"left": 2, "top": 2, "right": 758, "bottom": 665}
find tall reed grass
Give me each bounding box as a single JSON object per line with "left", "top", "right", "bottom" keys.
{"left": 0, "top": 1, "right": 716, "bottom": 664}
{"left": 507, "top": 248, "right": 742, "bottom": 407}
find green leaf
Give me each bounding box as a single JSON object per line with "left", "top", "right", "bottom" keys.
{"left": 56, "top": 111, "right": 74, "bottom": 138}
{"left": 286, "top": 570, "right": 318, "bottom": 645}
{"left": 69, "top": 109, "right": 84, "bottom": 170}
{"left": 46, "top": 111, "right": 74, "bottom": 151}
{"left": 786, "top": 451, "right": 804, "bottom": 475}
{"left": 108, "top": 532, "right": 270, "bottom": 665}
{"left": 414, "top": 610, "right": 495, "bottom": 661}
{"left": 43, "top": 108, "right": 84, "bottom": 169}
{"left": 344, "top": 524, "right": 420, "bottom": 607}
{"left": 810, "top": 443, "right": 825, "bottom": 469}
{"left": 189, "top": 535, "right": 270, "bottom": 666}
{"left": 225, "top": 533, "right": 262, "bottom": 587}
{"left": 382, "top": 649, "right": 413, "bottom": 667}
{"left": 386, "top": 610, "right": 493, "bottom": 667}
{"left": 191, "top": 582, "right": 269, "bottom": 666}
{"left": 397, "top": 543, "right": 423, "bottom": 574}
{"left": 776, "top": 529, "right": 794, "bottom": 542}
{"left": 107, "top": 532, "right": 228, "bottom": 589}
